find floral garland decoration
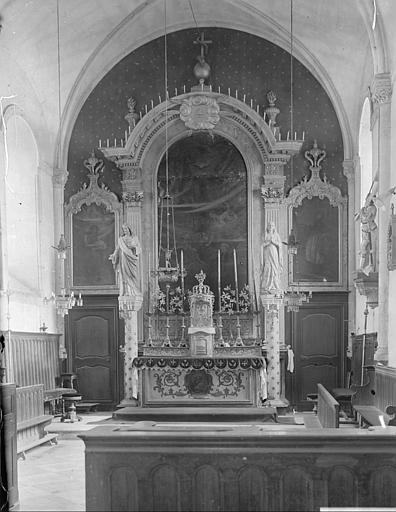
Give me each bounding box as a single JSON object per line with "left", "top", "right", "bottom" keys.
{"left": 155, "top": 286, "right": 188, "bottom": 314}
{"left": 220, "top": 284, "right": 251, "bottom": 313}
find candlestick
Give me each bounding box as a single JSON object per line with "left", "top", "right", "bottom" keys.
{"left": 209, "top": 85, "right": 212, "bottom": 92}
{"left": 218, "top": 249, "right": 221, "bottom": 312}
{"left": 132, "top": 119, "right": 136, "bottom": 128}
{"left": 294, "top": 131, "right": 297, "bottom": 140}
{"left": 233, "top": 249, "right": 239, "bottom": 313}
{"left": 147, "top": 253, "right": 151, "bottom": 314}
{"left": 278, "top": 132, "right": 281, "bottom": 141}
{"left": 201, "top": 83, "right": 204, "bottom": 91}
{"left": 180, "top": 249, "right": 185, "bottom": 306}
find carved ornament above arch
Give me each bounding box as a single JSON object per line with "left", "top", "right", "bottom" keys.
{"left": 100, "top": 91, "right": 303, "bottom": 173}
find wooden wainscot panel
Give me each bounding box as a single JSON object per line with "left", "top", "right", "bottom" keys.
{"left": 80, "top": 426, "right": 396, "bottom": 512}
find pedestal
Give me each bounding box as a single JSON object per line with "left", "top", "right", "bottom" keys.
{"left": 261, "top": 296, "right": 288, "bottom": 409}
{"left": 118, "top": 294, "right": 143, "bottom": 407}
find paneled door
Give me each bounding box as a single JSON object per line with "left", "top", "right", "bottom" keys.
{"left": 67, "top": 296, "right": 120, "bottom": 409}
{"left": 286, "top": 293, "right": 348, "bottom": 410}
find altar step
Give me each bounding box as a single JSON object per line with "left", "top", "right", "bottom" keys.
{"left": 113, "top": 406, "right": 277, "bottom": 423}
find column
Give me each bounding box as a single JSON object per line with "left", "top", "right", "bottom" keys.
{"left": 371, "top": 73, "right": 392, "bottom": 362}
{"left": 119, "top": 295, "right": 143, "bottom": 406}
{"left": 52, "top": 168, "right": 68, "bottom": 361}
{"left": 261, "top": 155, "right": 289, "bottom": 407}
{"left": 118, "top": 164, "right": 144, "bottom": 406}
{"left": 343, "top": 158, "right": 357, "bottom": 351}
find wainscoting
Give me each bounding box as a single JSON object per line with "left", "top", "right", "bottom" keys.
{"left": 3, "top": 331, "right": 61, "bottom": 390}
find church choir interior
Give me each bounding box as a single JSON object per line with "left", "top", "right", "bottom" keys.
{"left": 1, "top": 0, "right": 396, "bottom": 510}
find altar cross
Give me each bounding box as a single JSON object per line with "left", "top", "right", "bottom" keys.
{"left": 194, "top": 32, "right": 212, "bottom": 59}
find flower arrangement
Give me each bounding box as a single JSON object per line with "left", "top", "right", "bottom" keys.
{"left": 220, "top": 284, "right": 251, "bottom": 313}
{"left": 155, "top": 286, "right": 187, "bottom": 314}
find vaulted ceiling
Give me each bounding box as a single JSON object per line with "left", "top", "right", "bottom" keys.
{"left": 0, "top": 0, "right": 391, "bottom": 167}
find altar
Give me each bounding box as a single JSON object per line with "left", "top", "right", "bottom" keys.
{"left": 132, "top": 271, "right": 268, "bottom": 408}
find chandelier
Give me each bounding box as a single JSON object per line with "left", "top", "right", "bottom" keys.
{"left": 155, "top": 0, "right": 183, "bottom": 285}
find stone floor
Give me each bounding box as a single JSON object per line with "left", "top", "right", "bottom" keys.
{"left": 15, "top": 412, "right": 112, "bottom": 512}
{"left": 14, "top": 410, "right": 357, "bottom": 511}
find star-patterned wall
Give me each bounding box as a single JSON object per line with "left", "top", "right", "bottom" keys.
{"left": 66, "top": 27, "right": 345, "bottom": 201}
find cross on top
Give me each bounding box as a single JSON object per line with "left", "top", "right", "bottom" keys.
{"left": 194, "top": 32, "right": 212, "bottom": 59}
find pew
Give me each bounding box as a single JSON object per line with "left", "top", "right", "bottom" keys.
{"left": 352, "top": 366, "right": 396, "bottom": 427}
{"left": 304, "top": 384, "right": 339, "bottom": 428}
{"left": 16, "top": 384, "right": 58, "bottom": 458}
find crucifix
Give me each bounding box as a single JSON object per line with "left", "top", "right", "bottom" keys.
{"left": 194, "top": 32, "right": 212, "bottom": 60}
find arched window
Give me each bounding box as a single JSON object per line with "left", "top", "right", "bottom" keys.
{"left": 5, "top": 115, "right": 40, "bottom": 328}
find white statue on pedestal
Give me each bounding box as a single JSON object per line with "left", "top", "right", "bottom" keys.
{"left": 261, "top": 222, "right": 283, "bottom": 294}
{"left": 109, "top": 224, "right": 141, "bottom": 296}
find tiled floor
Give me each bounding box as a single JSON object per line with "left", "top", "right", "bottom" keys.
{"left": 15, "top": 413, "right": 112, "bottom": 512}
{"left": 14, "top": 411, "right": 356, "bottom": 511}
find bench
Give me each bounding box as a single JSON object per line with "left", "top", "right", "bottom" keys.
{"left": 304, "top": 383, "right": 339, "bottom": 429}
{"left": 353, "top": 404, "right": 396, "bottom": 427}
{"left": 16, "top": 384, "right": 58, "bottom": 458}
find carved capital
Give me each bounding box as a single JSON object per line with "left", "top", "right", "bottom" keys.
{"left": 371, "top": 73, "right": 392, "bottom": 104}
{"left": 122, "top": 191, "right": 144, "bottom": 204}
{"left": 53, "top": 167, "right": 68, "bottom": 187}
{"left": 119, "top": 294, "right": 143, "bottom": 319}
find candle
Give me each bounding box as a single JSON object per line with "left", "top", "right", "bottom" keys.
{"left": 151, "top": 99, "right": 154, "bottom": 109}
{"left": 233, "top": 249, "right": 239, "bottom": 312}
{"left": 132, "top": 119, "right": 135, "bottom": 128}
{"left": 263, "top": 112, "right": 267, "bottom": 122}
{"left": 180, "top": 250, "right": 185, "bottom": 309}
{"left": 295, "top": 131, "right": 297, "bottom": 140}
{"left": 114, "top": 138, "right": 117, "bottom": 146}
{"left": 107, "top": 139, "right": 109, "bottom": 147}
{"left": 250, "top": 99, "right": 253, "bottom": 108}
{"left": 256, "top": 105, "right": 259, "bottom": 113}
{"left": 201, "top": 83, "right": 204, "bottom": 91}
{"left": 228, "top": 88, "right": 230, "bottom": 96}
{"left": 159, "top": 95, "right": 162, "bottom": 103}
{"left": 218, "top": 86, "right": 221, "bottom": 93}
{"left": 148, "top": 253, "right": 151, "bottom": 313}
{"left": 287, "top": 131, "right": 290, "bottom": 140}
{"left": 236, "top": 89, "right": 238, "bottom": 99}
{"left": 243, "top": 94, "right": 246, "bottom": 102}
{"left": 145, "top": 104, "right": 148, "bottom": 114}
{"left": 218, "top": 249, "right": 221, "bottom": 312}
{"left": 183, "top": 85, "right": 186, "bottom": 93}
{"left": 303, "top": 131, "right": 305, "bottom": 140}
{"left": 99, "top": 139, "right": 102, "bottom": 148}
{"left": 139, "top": 111, "right": 142, "bottom": 120}
{"left": 166, "top": 90, "right": 169, "bottom": 99}
{"left": 125, "top": 130, "right": 128, "bottom": 140}
{"left": 174, "top": 88, "right": 177, "bottom": 96}
{"left": 278, "top": 132, "right": 281, "bottom": 141}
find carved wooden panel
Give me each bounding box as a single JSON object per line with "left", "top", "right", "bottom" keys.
{"left": 327, "top": 466, "right": 358, "bottom": 508}
{"left": 110, "top": 467, "right": 138, "bottom": 511}
{"left": 75, "top": 315, "right": 110, "bottom": 358}
{"left": 151, "top": 465, "right": 181, "bottom": 511}
{"left": 238, "top": 465, "right": 269, "bottom": 511}
{"left": 194, "top": 465, "right": 222, "bottom": 512}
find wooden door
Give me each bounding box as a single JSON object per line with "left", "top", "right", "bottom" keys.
{"left": 67, "top": 296, "right": 120, "bottom": 409}
{"left": 286, "top": 293, "right": 348, "bottom": 410}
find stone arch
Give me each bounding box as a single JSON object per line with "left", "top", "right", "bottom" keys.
{"left": 59, "top": 0, "right": 353, "bottom": 173}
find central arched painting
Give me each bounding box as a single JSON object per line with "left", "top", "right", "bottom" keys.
{"left": 157, "top": 133, "right": 248, "bottom": 306}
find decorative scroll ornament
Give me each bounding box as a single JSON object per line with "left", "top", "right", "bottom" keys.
{"left": 124, "top": 97, "right": 140, "bottom": 127}
{"left": 65, "top": 150, "right": 121, "bottom": 215}
{"left": 287, "top": 140, "right": 346, "bottom": 207}
{"left": 370, "top": 73, "right": 392, "bottom": 104}
{"left": 180, "top": 95, "right": 220, "bottom": 130}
